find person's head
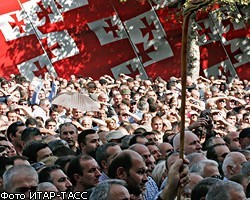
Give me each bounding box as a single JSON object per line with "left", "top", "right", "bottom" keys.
{"left": 6, "top": 121, "right": 26, "bottom": 147}
{"left": 81, "top": 116, "right": 93, "bottom": 129}
{"left": 222, "top": 151, "right": 247, "bottom": 179}
{"left": 72, "top": 108, "right": 83, "bottom": 120}
{"left": 67, "top": 155, "right": 101, "bottom": 190}
{"left": 37, "top": 182, "right": 62, "bottom": 200}
{"left": 186, "top": 152, "right": 207, "bottom": 168}
{"left": 191, "top": 177, "right": 222, "bottom": 200}
{"left": 173, "top": 131, "right": 202, "bottom": 155}
{"left": 129, "top": 134, "right": 148, "bottom": 146}
{"left": 151, "top": 116, "right": 163, "bottom": 133}
{"left": 10, "top": 155, "right": 30, "bottom": 166}
{"left": 129, "top": 143, "right": 152, "bottom": 168}
{"left": 151, "top": 161, "right": 167, "bottom": 188}
{"left": 59, "top": 122, "right": 78, "bottom": 150}
{"left": 229, "top": 174, "right": 249, "bottom": 194}
{"left": 3, "top": 165, "right": 38, "bottom": 199}
{"left": 142, "top": 132, "right": 158, "bottom": 145}
{"left": 22, "top": 141, "right": 53, "bottom": 164}
{"left": 157, "top": 142, "right": 174, "bottom": 160}
{"left": 224, "top": 131, "right": 241, "bottom": 151}
{"left": 90, "top": 179, "right": 130, "bottom": 200}
{"left": 21, "top": 127, "right": 42, "bottom": 144}
{"left": 39, "top": 165, "right": 72, "bottom": 192}
{"left": 39, "top": 98, "right": 51, "bottom": 112}
{"left": 203, "top": 136, "right": 226, "bottom": 151}
{"left": 96, "top": 143, "right": 122, "bottom": 174}
{"left": 78, "top": 129, "right": 101, "bottom": 158}
{"left": 25, "top": 118, "right": 38, "bottom": 128}
{"left": 108, "top": 150, "right": 148, "bottom": 196}
{"left": 45, "top": 118, "right": 57, "bottom": 131}
{"left": 239, "top": 127, "right": 250, "bottom": 149}
{"left": 0, "top": 137, "right": 16, "bottom": 157}
{"left": 206, "top": 180, "right": 246, "bottom": 200}
{"left": 206, "top": 144, "right": 230, "bottom": 164}
{"left": 145, "top": 142, "right": 162, "bottom": 163}
{"left": 54, "top": 156, "right": 74, "bottom": 174}
{"left": 189, "top": 159, "right": 221, "bottom": 179}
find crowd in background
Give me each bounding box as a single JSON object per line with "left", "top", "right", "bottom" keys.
{"left": 0, "top": 72, "right": 249, "bottom": 200}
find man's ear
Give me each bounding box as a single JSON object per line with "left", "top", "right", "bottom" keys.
{"left": 101, "top": 160, "right": 108, "bottom": 169}
{"left": 227, "top": 165, "right": 234, "bottom": 175}
{"left": 80, "top": 143, "right": 86, "bottom": 150}
{"left": 73, "top": 173, "right": 81, "bottom": 183}
{"left": 116, "top": 167, "right": 127, "bottom": 180}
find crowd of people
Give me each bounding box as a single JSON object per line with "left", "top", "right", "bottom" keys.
{"left": 0, "top": 72, "right": 249, "bottom": 200}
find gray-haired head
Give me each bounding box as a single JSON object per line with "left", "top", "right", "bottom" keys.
{"left": 189, "top": 159, "right": 219, "bottom": 178}
{"left": 3, "top": 165, "right": 38, "bottom": 192}
{"left": 37, "top": 182, "right": 58, "bottom": 192}
{"left": 89, "top": 179, "right": 128, "bottom": 200}
{"left": 206, "top": 180, "right": 246, "bottom": 200}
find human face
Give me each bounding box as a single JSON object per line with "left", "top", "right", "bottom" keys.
{"left": 72, "top": 109, "right": 83, "bottom": 119}
{"left": 228, "top": 132, "right": 241, "bottom": 151}
{"left": 109, "top": 184, "right": 130, "bottom": 200}
{"left": 7, "top": 112, "right": 18, "bottom": 122}
{"left": 108, "top": 119, "right": 117, "bottom": 130}
{"left": 79, "top": 159, "right": 101, "bottom": 189}
{"left": 185, "top": 133, "right": 202, "bottom": 155}
{"left": 231, "top": 153, "right": 247, "bottom": 175}
{"left": 60, "top": 125, "right": 78, "bottom": 148}
{"left": 81, "top": 118, "right": 92, "bottom": 129}
{"left": 8, "top": 174, "right": 38, "bottom": 199}
{"left": 240, "top": 136, "right": 250, "bottom": 149}
{"left": 50, "top": 169, "right": 72, "bottom": 192}
{"left": 0, "top": 104, "right": 8, "bottom": 115}
{"left": 151, "top": 119, "right": 163, "bottom": 132}
{"left": 46, "top": 121, "right": 57, "bottom": 130}
{"left": 37, "top": 147, "right": 53, "bottom": 162}
{"left": 158, "top": 143, "right": 174, "bottom": 160}
{"left": 215, "top": 145, "right": 230, "bottom": 163}
{"left": 0, "top": 140, "right": 16, "bottom": 157}
{"left": 82, "top": 133, "right": 101, "bottom": 157}
{"left": 125, "top": 155, "right": 148, "bottom": 196}
{"left": 11, "top": 125, "right": 26, "bottom": 146}
{"left": 203, "top": 165, "right": 220, "bottom": 178}
{"left": 113, "top": 94, "right": 122, "bottom": 105}
{"left": 147, "top": 145, "right": 162, "bottom": 162}
{"left": 106, "top": 145, "right": 122, "bottom": 167}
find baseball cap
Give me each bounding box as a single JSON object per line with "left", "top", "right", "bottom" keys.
{"left": 121, "top": 89, "right": 131, "bottom": 95}
{"left": 105, "top": 130, "right": 126, "bottom": 142}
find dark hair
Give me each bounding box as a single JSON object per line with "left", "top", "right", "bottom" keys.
{"left": 52, "top": 146, "right": 76, "bottom": 157}
{"left": 96, "top": 142, "right": 118, "bottom": 169}
{"left": 39, "top": 165, "right": 62, "bottom": 183}
{"left": 45, "top": 118, "right": 57, "bottom": 127}
{"left": 21, "top": 127, "right": 41, "bottom": 142}
{"left": 55, "top": 156, "right": 74, "bottom": 173}
{"left": 108, "top": 150, "right": 133, "bottom": 179}
{"left": 191, "top": 177, "right": 221, "bottom": 200}
{"left": 132, "top": 128, "right": 146, "bottom": 136}
{"left": 129, "top": 134, "right": 146, "bottom": 146}
{"left": 6, "top": 121, "right": 25, "bottom": 142}
{"left": 67, "top": 155, "right": 93, "bottom": 186}
{"left": 25, "top": 118, "right": 38, "bottom": 127}
{"left": 22, "top": 141, "right": 49, "bottom": 164}
{"left": 59, "top": 122, "right": 78, "bottom": 134}
{"left": 77, "top": 129, "right": 96, "bottom": 146}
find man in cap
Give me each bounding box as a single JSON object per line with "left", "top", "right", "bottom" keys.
{"left": 105, "top": 130, "right": 126, "bottom": 144}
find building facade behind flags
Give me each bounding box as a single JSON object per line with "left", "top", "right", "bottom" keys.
{"left": 0, "top": 0, "right": 249, "bottom": 81}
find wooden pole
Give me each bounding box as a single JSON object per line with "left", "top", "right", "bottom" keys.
{"left": 177, "top": 11, "right": 192, "bottom": 200}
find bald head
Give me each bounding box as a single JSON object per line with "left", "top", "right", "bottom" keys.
{"left": 173, "top": 131, "right": 202, "bottom": 155}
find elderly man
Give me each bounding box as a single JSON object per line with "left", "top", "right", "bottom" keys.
{"left": 3, "top": 165, "right": 38, "bottom": 200}
{"left": 89, "top": 179, "right": 130, "bottom": 200}
{"left": 173, "top": 131, "right": 202, "bottom": 155}
{"left": 222, "top": 151, "right": 247, "bottom": 180}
